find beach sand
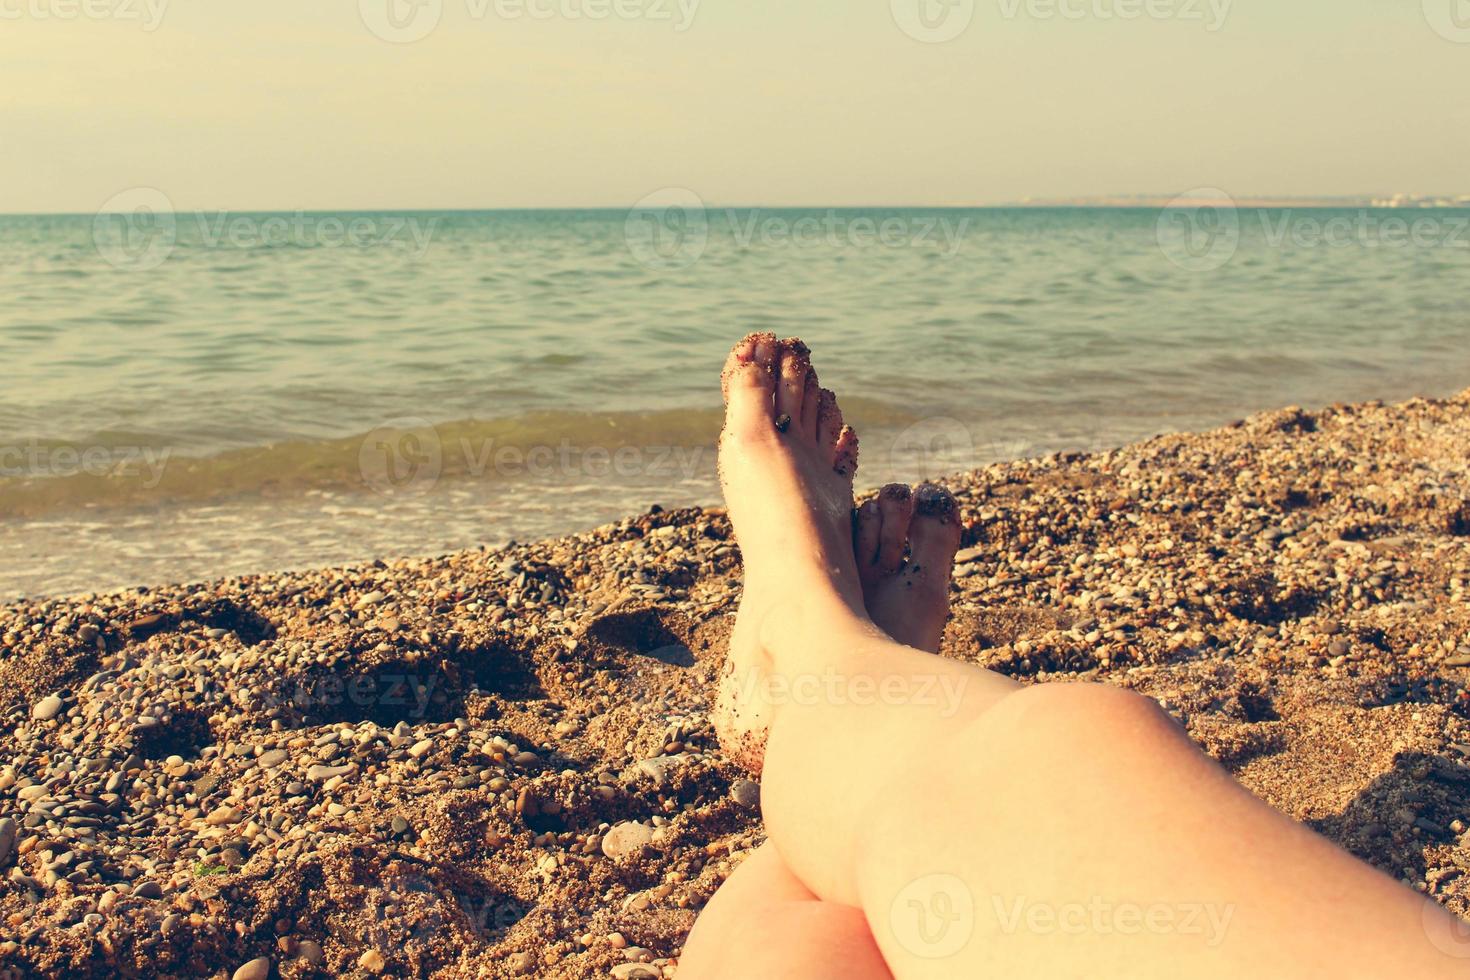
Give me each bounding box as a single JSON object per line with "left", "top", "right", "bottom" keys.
{"left": 3, "top": 389, "right": 1470, "bottom": 977}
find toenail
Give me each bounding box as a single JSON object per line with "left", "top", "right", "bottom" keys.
{"left": 881, "top": 484, "right": 912, "bottom": 502}
{"left": 774, "top": 413, "right": 791, "bottom": 433}
{"left": 915, "top": 484, "right": 957, "bottom": 520}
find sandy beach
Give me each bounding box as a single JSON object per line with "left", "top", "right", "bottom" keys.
{"left": 3, "top": 388, "right": 1470, "bottom": 978}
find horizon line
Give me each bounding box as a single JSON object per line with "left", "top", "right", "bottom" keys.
{"left": 9, "top": 195, "right": 1470, "bottom": 218}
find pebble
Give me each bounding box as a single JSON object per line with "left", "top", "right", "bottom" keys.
{"left": 31, "top": 694, "right": 64, "bottom": 721}
{"left": 730, "top": 779, "right": 760, "bottom": 808}
{"left": 610, "top": 965, "right": 661, "bottom": 979}
{"left": 358, "top": 949, "right": 386, "bottom": 972}
{"left": 0, "top": 819, "right": 16, "bottom": 865}
{"left": 131, "top": 881, "right": 163, "bottom": 900}
{"left": 232, "top": 957, "right": 271, "bottom": 980}
{"left": 306, "top": 763, "right": 354, "bottom": 782}
{"left": 257, "top": 749, "right": 289, "bottom": 768}
{"left": 602, "top": 821, "right": 654, "bottom": 860}
{"left": 407, "top": 738, "right": 434, "bottom": 759}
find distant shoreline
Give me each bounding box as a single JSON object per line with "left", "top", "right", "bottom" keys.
{"left": 7, "top": 198, "right": 1470, "bottom": 218}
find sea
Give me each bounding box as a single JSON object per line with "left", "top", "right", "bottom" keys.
{"left": 2, "top": 204, "right": 1468, "bottom": 597}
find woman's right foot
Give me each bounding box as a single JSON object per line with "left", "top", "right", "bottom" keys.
{"left": 854, "top": 483, "right": 963, "bottom": 653}
{"left": 713, "top": 333, "right": 872, "bottom": 774}
{"left": 712, "top": 335, "right": 964, "bottom": 775}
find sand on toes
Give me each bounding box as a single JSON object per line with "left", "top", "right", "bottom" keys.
{"left": 713, "top": 333, "right": 866, "bottom": 775}
{"left": 854, "top": 482, "right": 964, "bottom": 654}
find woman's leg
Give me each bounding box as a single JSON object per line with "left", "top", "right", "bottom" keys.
{"left": 683, "top": 473, "right": 964, "bottom": 980}
{"left": 679, "top": 844, "right": 892, "bottom": 980}
{"left": 709, "top": 333, "right": 1466, "bottom": 978}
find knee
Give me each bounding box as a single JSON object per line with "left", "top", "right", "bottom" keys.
{"left": 996, "top": 682, "right": 1178, "bottom": 751}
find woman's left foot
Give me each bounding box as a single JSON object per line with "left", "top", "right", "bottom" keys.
{"left": 854, "top": 483, "right": 963, "bottom": 653}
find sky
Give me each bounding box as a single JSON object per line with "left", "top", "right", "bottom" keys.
{"left": 2, "top": 0, "right": 1467, "bottom": 212}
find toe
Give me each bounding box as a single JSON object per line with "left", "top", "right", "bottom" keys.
{"left": 775, "top": 339, "right": 810, "bottom": 434}
{"left": 854, "top": 499, "right": 882, "bottom": 566}
{"left": 854, "top": 498, "right": 882, "bottom": 590}
{"left": 833, "top": 426, "right": 859, "bottom": 478}
{"left": 876, "top": 484, "right": 914, "bottom": 573}
{"left": 909, "top": 483, "right": 963, "bottom": 579}
{"left": 721, "top": 332, "right": 778, "bottom": 435}
{"left": 816, "top": 388, "right": 844, "bottom": 451}
{"left": 799, "top": 371, "right": 821, "bottom": 437}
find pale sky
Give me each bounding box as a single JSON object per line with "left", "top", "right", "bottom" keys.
{"left": 2, "top": 0, "right": 1467, "bottom": 212}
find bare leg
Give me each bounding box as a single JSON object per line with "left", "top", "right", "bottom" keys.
{"left": 708, "top": 334, "right": 1465, "bottom": 978}
{"left": 679, "top": 844, "right": 893, "bottom": 980}
{"left": 683, "top": 477, "right": 962, "bottom": 980}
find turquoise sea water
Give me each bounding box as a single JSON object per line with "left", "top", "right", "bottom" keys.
{"left": 2, "top": 206, "right": 1468, "bottom": 597}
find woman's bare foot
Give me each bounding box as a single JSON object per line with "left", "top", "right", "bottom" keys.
{"left": 855, "top": 483, "right": 963, "bottom": 653}
{"left": 713, "top": 333, "right": 871, "bottom": 774}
